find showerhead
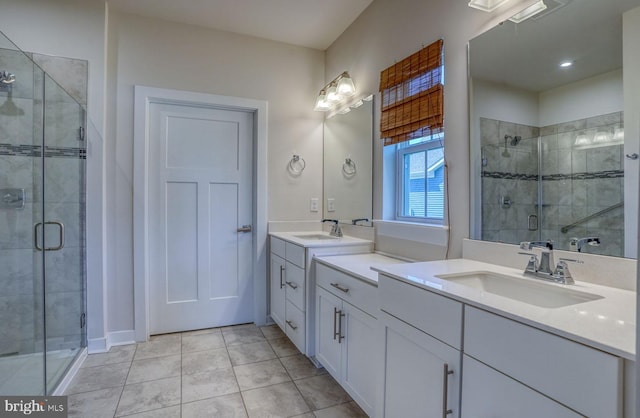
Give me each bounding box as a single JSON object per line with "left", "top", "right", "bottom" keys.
{"left": 0, "top": 71, "right": 16, "bottom": 85}
{"left": 510, "top": 135, "right": 522, "bottom": 146}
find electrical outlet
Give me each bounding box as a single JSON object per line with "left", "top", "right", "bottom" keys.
{"left": 310, "top": 198, "right": 319, "bottom": 212}
{"left": 327, "top": 198, "right": 335, "bottom": 212}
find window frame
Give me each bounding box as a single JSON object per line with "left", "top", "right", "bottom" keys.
{"left": 395, "top": 135, "right": 445, "bottom": 224}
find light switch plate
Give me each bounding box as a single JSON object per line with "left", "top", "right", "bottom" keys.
{"left": 310, "top": 198, "right": 319, "bottom": 212}
{"left": 327, "top": 198, "right": 335, "bottom": 212}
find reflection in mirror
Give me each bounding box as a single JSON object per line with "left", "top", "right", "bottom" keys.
{"left": 469, "top": 0, "right": 640, "bottom": 258}
{"left": 323, "top": 96, "right": 373, "bottom": 225}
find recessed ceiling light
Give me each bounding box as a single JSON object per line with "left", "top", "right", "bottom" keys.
{"left": 559, "top": 61, "right": 573, "bottom": 68}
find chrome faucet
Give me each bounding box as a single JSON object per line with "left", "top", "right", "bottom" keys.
{"left": 570, "top": 236, "right": 600, "bottom": 252}
{"left": 518, "top": 240, "right": 580, "bottom": 285}
{"left": 322, "top": 219, "right": 343, "bottom": 237}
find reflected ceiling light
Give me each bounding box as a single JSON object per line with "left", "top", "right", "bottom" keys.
{"left": 509, "top": 1, "right": 547, "bottom": 23}
{"left": 314, "top": 71, "right": 357, "bottom": 112}
{"left": 559, "top": 61, "right": 573, "bottom": 68}
{"left": 468, "top": 0, "right": 511, "bottom": 12}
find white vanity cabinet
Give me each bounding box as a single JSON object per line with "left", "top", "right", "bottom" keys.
{"left": 268, "top": 234, "right": 372, "bottom": 357}
{"left": 462, "top": 306, "right": 623, "bottom": 418}
{"left": 377, "top": 274, "right": 463, "bottom": 418}
{"left": 315, "top": 263, "right": 379, "bottom": 416}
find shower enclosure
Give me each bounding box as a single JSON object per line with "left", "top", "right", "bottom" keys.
{"left": 480, "top": 112, "right": 625, "bottom": 257}
{"left": 0, "top": 31, "right": 86, "bottom": 394}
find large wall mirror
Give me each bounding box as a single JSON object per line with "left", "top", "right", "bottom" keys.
{"left": 469, "top": 0, "right": 640, "bottom": 258}
{"left": 323, "top": 96, "right": 374, "bottom": 225}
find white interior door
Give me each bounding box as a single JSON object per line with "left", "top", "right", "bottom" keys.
{"left": 148, "top": 102, "right": 254, "bottom": 334}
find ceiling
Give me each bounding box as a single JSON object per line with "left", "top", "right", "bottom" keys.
{"left": 469, "top": 0, "right": 640, "bottom": 92}
{"left": 107, "top": 0, "right": 373, "bottom": 50}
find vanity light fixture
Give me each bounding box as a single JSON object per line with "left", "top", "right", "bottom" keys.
{"left": 509, "top": 0, "right": 547, "bottom": 23}
{"left": 314, "top": 72, "right": 356, "bottom": 111}
{"left": 468, "top": 0, "right": 511, "bottom": 12}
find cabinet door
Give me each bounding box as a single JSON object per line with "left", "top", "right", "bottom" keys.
{"left": 270, "top": 254, "right": 286, "bottom": 329}
{"left": 379, "top": 312, "right": 460, "bottom": 418}
{"left": 342, "top": 303, "right": 377, "bottom": 417}
{"left": 316, "top": 286, "right": 343, "bottom": 379}
{"left": 461, "top": 355, "right": 581, "bottom": 418}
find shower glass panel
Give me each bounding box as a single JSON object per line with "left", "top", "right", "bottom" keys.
{"left": 480, "top": 115, "right": 625, "bottom": 256}
{"left": 0, "top": 29, "right": 86, "bottom": 395}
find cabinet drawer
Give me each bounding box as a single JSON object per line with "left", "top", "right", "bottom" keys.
{"left": 379, "top": 274, "right": 463, "bottom": 349}
{"left": 285, "top": 262, "right": 305, "bottom": 310}
{"left": 464, "top": 306, "right": 622, "bottom": 418}
{"left": 316, "top": 263, "right": 378, "bottom": 317}
{"left": 271, "top": 236, "right": 286, "bottom": 258}
{"left": 285, "top": 242, "right": 305, "bottom": 268}
{"left": 285, "top": 300, "right": 306, "bottom": 353}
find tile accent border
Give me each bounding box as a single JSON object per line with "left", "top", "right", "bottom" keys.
{"left": 482, "top": 170, "right": 624, "bottom": 181}
{"left": 0, "top": 143, "right": 86, "bottom": 159}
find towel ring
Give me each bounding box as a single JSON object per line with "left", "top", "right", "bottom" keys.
{"left": 288, "top": 154, "right": 306, "bottom": 175}
{"left": 342, "top": 158, "right": 356, "bottom": 176}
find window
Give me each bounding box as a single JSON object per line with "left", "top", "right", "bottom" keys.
{"left": 379, "top": 39, "right": 445, "bottom": 223}
{"left": 396, "top": 134, "right": 444, "bottom": 222}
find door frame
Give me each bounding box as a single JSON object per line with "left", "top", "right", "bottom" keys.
{"left": 133, "top": 85, "right": 268, "bottom": 342}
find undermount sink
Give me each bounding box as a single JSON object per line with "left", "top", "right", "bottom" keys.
{"left": 293, "top": 233, "right": 339, "bottom": 240}
{"left": 435, "top": 271, "right": 604, "bottom": 308}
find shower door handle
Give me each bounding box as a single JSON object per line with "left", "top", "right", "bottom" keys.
{"left": 34, "top": 221, "right": 65, "bottom": 251}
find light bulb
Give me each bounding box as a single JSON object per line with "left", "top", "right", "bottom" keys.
{"left": 314, "top": 90, "right": 333, "bottom": 111}
{"left": 336, "top": 73, "right": 356, "bottom": 97}
{"left": 326, "top": 83, "right": 341, "bottom": 103}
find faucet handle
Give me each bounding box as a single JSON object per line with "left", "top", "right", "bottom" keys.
{"left": 553, "top": 258, "right": 583, "bottom": 285}
{"left": 518, "top": 252, "right": 538, "bottom": 272}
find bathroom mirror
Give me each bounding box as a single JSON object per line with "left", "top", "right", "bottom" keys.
{"left": 469, "top": 0, "right": 640, "bottom": 258}
{"left": 323, "top": 96, "right": 373, "bottom": 225}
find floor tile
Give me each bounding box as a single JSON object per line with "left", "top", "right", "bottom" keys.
{"left": 182, "top": 331, "right": 225, "bottom": 353}
{"left": 134, "top": 334, "right": 181, "bottom": 360}
{"left": 241, "top": 381, "right": 310, "bottom": 418}
{"left": 290, "top": 414, "right": 315, "bottom": 418}
{"left": 222, "top": 326, "right": 265, "bottom": 346}
{"left": 81, "top": 345, "right": 136, "bottom": 368}
{"left": 115, "top": 376, "right": 181, "bottom": 416}
{"left": 294, "top": 374, "right": 351, "bottom": 410}
{"left": 259, "top": 324, "right": 286, "bottom": 340}
{"left": 313, "top": 401, "right": 368, "bottom": 418}
{"left": 182, "top": 393, "right": 248, "bottom": 418}
{"left": 182, "top": 367, "right": 239, "bottom": 403}
{"left": 126, "top": 354, "right": 181, "bottom": 384}
{"left": 227, "top": 341, "right": 277, "bottom": 366}
{"left": 67, "top": 387, "right": 122, "bottom": 418}
{"left": 65, "top": 362, "right": 130, "bottom": 395}
{"left": 181, "top": 328, "right": 220, "bottom": 336}
{"left": 267, "top": 337, "right": 300, "bottom": 358}
{"left": 280, "top": 354, "right": 327, "bottom": 380}
{"left": 118, "top": 405, "right": 181, "bottom": 418}
{"left": 182, "top": 347, "right": 232, "bottom": 375}
{"left": 234, "top": 358, "right": 291, "bottom": 391}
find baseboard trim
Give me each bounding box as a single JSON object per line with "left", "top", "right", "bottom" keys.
{"left": 87, "top": 337, "right": 108, "bottom": 354}
{"left": 107, "top": 330, "right": 136, "bottom": 348}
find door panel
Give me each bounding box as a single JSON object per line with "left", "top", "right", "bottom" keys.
{"left": 149, "top": 103, "right": 253, "bottom": 334}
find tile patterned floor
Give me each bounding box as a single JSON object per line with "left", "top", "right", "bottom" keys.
{"left": 65, "top": 324, "right": 368, "bottom": 417}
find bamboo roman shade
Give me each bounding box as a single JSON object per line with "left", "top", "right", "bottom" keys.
{"left": 379, "top": 39, "right": 444, "bottom": 146}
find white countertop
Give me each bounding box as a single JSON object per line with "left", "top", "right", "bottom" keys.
{"left": 314, "top": 253, "right": 408, "bottom": 285}
{"left": 270, "top": 231, "right": 373, "bottom": 248}
{"left": 373, "top": 259, "right": 636, "bottom": 360}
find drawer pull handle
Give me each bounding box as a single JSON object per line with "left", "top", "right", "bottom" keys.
{"left": 286, "top": 281, "right": 298, "bottom": 290}
{"left": 333, "top": 307, "right": 345, "bottom": 343}
{"left": 279, "top": 265, "right": 285, "bottom": 289}
{"left": 286, "top": 320, "right": 298, "bottom": 330}
{"left": 442, "top": 363, "right": 454, "bottom": 417}
{"left": 330, "top": 283, "right": 349, "bottom": 293}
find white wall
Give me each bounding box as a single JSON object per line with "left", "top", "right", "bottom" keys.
{"left": 105, "top": 10, "right": 325, "bottom": 333}
{"left": 539, "top": 69, "right": 623, "bottom": 127}
{"left": 0, "top": 0, "right": 107, "bottom": 347}
{"left": 325, "top": 0, "right": 537, "bottom": 258}
{"left": 472, "top": 79, "right": 539, "bottom": 127}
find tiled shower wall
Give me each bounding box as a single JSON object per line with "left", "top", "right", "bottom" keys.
{"left": 0, "top": 47, "right": 87, "bottom": 356}
{"left": 480, "top": 112, "right": 624, "bottom": 256}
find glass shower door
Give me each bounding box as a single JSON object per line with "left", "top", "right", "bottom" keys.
{"left": 41, "top": 72, "right": 86, "bottom": 393}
